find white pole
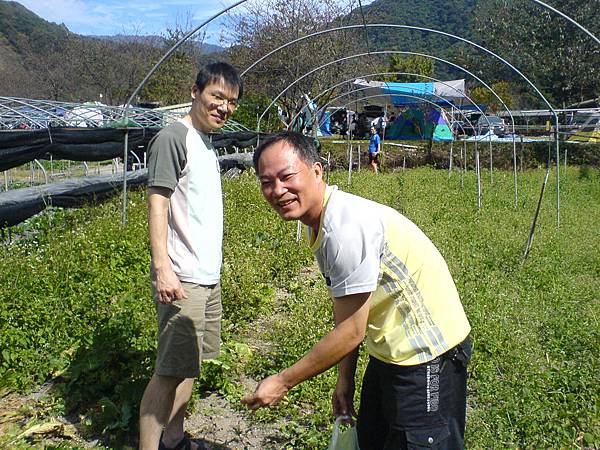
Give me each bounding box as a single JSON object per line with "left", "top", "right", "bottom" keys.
{"left": 489, "top": 137, "right": 493, "bottom": 184}
{"left": 476, "top": 147, "right": 481, "bottom": 209}
{"left": 512, "top": 137, "right": 518, "bottom": 207}
{"left": 461, "top": 141, "right": 465, "bottom": 188}
{"left": 347, "top": 144, "right": 353, "bottom": 186}
{"left": 448, "top": 140, "right": 454, "bottom": 178}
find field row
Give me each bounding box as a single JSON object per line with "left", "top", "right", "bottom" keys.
{"left": 0, "top": 166, "right": 598, "bottom": 448}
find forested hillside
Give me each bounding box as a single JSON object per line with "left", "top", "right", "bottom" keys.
{"left": 0, "top": 1, "right": 215, "bottom": 104}
{"left": 356, "top": 0, "right": 477, "bottom": 47}
{"left": 0, "top": 1, "right": 70, "bottom": 51}
{"left": 0, "top": 1, "right": 72, "bottom": 98}
{"left": 1, "top": 0, "right": 597, "bottom": 108}
{"left": 348, "top": 0, "right": 599, "bottom": 105}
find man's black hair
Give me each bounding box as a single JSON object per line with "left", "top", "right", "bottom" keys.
{"left": 195, "top": 61, "right": 243, "bottom": 99}
{"left": 253, "top": 131, "right": 319, "bottom": 172}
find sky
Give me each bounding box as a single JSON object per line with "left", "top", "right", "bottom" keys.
{"left": 17, "top": 0, "right": 374, "bottom": 44}
{"left": 16, "top": 0, "right": 242, "bottom": 42}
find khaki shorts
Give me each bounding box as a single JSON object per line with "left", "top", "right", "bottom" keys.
{"left": 154, "top": 282, "right": 222, "bottom": 379}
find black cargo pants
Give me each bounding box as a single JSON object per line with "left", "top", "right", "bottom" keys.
{"left": 357, "top": 338, "right": 472, "bottom": 450}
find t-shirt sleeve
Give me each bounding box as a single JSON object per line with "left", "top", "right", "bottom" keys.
{"left": 322, "top": 220, "right": 383, "bottom": 298}
{"left": 147, "top": 129, "right": 187, "bottom": 191}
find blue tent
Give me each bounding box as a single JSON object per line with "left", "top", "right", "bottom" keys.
{"left": 386, "top": 107, "right": 453, "bottom": 142}
{"left": 353, "top": 78, "right": 467, "bottom": 106}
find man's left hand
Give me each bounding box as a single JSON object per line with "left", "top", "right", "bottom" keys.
{"left": 241, "top": 374, "right": 289, "bottom": 410}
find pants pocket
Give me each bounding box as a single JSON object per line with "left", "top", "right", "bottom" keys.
{"left": 405, "top": 425, "right": 450, "bottom": 449}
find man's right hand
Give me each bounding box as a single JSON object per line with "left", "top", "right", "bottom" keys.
{"left": 332, "top": 375, "right": 356, "bottom": 424}
{"left": 152, "top": 266, "right": 187, "bottom": 304}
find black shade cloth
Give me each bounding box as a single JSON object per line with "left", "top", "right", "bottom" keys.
{"left": 0, "top": 150, "right": 261, "bottom": 228}
{"left": 209, "top": 131, "right": 268, "bottom": 149}
{"left": 0, "top": 129, "right": 268, "bottom": 171}
{"left": 0, "top": 128, "right": 160, "bottom": 171}
{"left": 0, "top": 170, "right": 148, "bottom": 228}
{"left": 0, "top": 127, "right": 270, "bottom": 228}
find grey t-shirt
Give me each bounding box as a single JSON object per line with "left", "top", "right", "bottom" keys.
{"left": 147, "top": 119, "right": 223, "bottom": 284}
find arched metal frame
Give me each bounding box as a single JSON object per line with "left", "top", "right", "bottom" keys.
{"left": 532, "top": 0, "right": 600, "bottom": 46}
{"left": 260, "top": 52, "right": 515, "bottom": 182}
{"left": 244, "top": 22, "right": 565, "bottom": 229}
{"left": 299, "top": 73, "right": 492, "bottom": 196}
{"left": 0, "top": 96, "right": 246, "bottom": 130}
{"left": 117, "top": 0, "right": 600, "bottom": 255}
{"left": 308, "top": 72, "right": 518, "bottom": 199}
{"left": 291, "top": 72, "right": 491, "bottom": 130}
{"left": 313, "top": 87, "right": 480, "bottom": 134}
{"left": 0, "top": 98, "right": 61, "bottom": 128}
{"left": 307, "top": 76, "right": 517, "bottom": 204}
{"left": 257, "top": 51, "right": 516, "bottom": 132}
{"left": 317, "top": 91, "right": 487, "bottom": 208}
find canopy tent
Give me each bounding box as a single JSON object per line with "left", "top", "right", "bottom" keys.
{"left": 386, "top": 107, "right": 454, "bottom": 141}
{"left": 352, "top": 78, "right": 467, "bottom": 106}
{"left": 318, "top": 110, "right": 332, "bottom": 136}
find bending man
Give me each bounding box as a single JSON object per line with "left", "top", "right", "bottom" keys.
{"left": 242, "top": 131, "right": 471, "bottom": 450}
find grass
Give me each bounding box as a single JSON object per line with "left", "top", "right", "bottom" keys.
{"left": 0, "top": 166, "right": 599, "bottom": 448}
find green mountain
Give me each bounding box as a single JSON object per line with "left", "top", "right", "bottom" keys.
{"left": 0, "top": 0, "right": 71, "bottom": 51}
{"left": 348, "top": 0, "right": 478, "bottom": 78}
{"left": 0, "top": 1, "right": 223, "bottom": 101}
{"left": 0, "top": 1, "right": 75, "bottom": 98}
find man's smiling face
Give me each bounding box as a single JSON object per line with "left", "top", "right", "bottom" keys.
{"left": 189, "top": 78, "right": 239, "bottom": 133}
{"left": 257, "top": 140, "right": 324, "bottom": 230}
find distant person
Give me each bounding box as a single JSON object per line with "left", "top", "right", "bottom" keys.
{"left": 242, "top": 131, "right": 472, "bottom": 450}
{"left": 379, "top": 115, "right": 387, "bottom": 134}
{"left": 368, "top": 126, "right": 381, "bottom": 173}
{"left": 139, "top": 62, "right": 242, "bottom": 450}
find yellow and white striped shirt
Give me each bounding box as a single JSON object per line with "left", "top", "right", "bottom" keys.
{"left": 308, "top": 185, "right": 470, "bottom": 366}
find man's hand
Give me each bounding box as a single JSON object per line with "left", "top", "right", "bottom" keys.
{"left": 148, "top": 187, "right": 186, "bottom": 305}
{"left": 241, "top": 374, "right": 289, "bottom": 410}
{"left": 332, "top": 375, "right": 356, "bottom": 424}
{"left": 152, "top": 266, "right": 187, "bottom": 304}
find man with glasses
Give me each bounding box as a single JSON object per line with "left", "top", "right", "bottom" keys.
{"left": 139, "top": 62, "right": 242, "bottom": 450}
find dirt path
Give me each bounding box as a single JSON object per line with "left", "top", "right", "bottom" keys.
{"left": 185, "top": 284, "right": 301, "bottom": 449}
{"left": 186, "top": 388, "right": 284, "bottom": 450}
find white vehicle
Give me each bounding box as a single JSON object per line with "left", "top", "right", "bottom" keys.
{"left": 64, "top": 103, "right": 104, "bottom": 127}
{"left": 477, "top": 115, "right": 507, "bottom": 137}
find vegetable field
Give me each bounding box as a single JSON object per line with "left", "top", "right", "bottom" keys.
{"left": 0, "top": 166, "right": 598, "bottom": 449}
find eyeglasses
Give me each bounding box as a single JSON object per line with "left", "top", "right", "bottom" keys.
{"left": 211, "top": 94, "right": 238, "bottom": 111}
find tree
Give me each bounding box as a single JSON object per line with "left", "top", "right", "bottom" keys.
{"left": 383, "top": 55, "right": 435, "bottom": 82}
{"left": 469, "top": 81, "right": 517, "bottom": 113}
{"left": 76, "top": 35, "right": 159, "bottom": 105}
{"left": 140, "top": 52, "right": 197, "bottom": 106}
{"left": 472, "top": 0, "right": 600, "bottom": 108}
{"left": 230, "top": 92, "right": 281, "bottom": 130}
{"left": 23, "top": 30, "right": 82, "bottom": 101}
{"left": 223, "top": 0, "right": 364, "bottom": 132}
{"left": 140, "top": 17, "right": 206, "bottom": 106}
